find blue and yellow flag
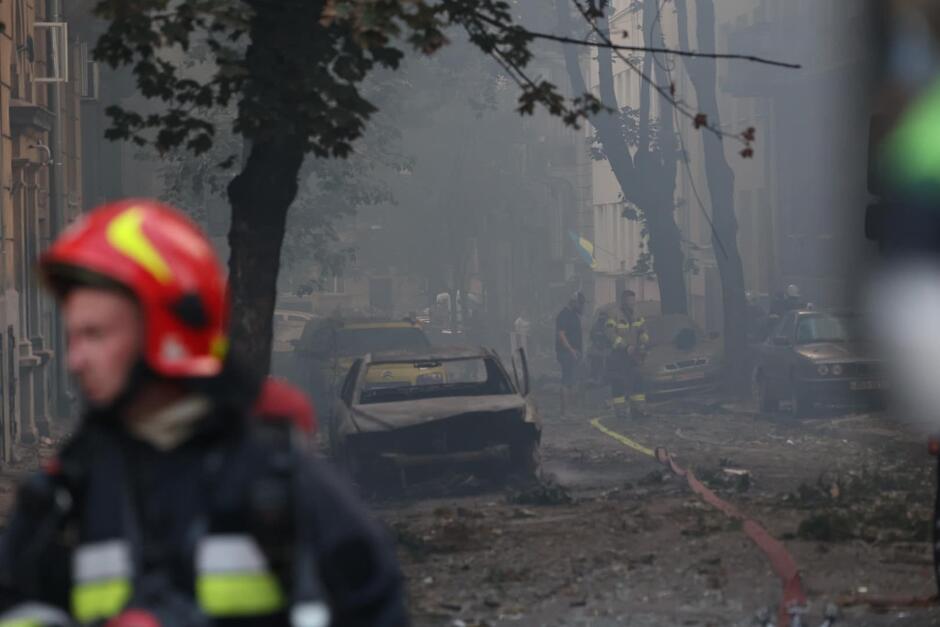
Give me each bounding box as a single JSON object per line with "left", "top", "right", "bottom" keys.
{"left": 568, "top": 231, "right": 597, "bottom": 269}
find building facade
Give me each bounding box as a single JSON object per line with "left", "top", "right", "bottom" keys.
{"left": 583, "top": 1, "right": 715, "bottom": 324}
{"left": 719, "top": 0, "right": 874, "bottom": 310}
{"left": 0, "top": 0, "right": 94, "bottom": 460}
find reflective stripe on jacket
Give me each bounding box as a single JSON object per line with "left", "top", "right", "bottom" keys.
{"left": 71, "top": 540, "right": 132, "bottom": 623}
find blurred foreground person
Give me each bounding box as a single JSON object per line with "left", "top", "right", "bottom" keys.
{"left": 866, "top": 0, "right": 940, "bottom": 595}
{"left": 0, "top": 200, "right": 406, "bottom": 626}
{"left": 555, "top": 292, "right": 585, "bottom": 416}
{"left": 255, "top": 376, "right": 318, "bottom": 436}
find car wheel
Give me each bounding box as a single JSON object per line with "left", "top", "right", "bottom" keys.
{"left": 753, "top": 369, "right": 777, "bottom": 413}
{"left": 511, "top": 431, "right": 542, "bottom": 482}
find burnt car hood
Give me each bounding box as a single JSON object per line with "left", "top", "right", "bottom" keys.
{"left": 348, "top": 394, "right": 528, "bottom": 433}
{"left": 794, "top": 342, "right": 876, "bottom": 362}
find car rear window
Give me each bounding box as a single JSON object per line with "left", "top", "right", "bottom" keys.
{"left": 644, "top": 317, "right": 701, "bottom": 346}
{"left": 302, "top": 325, "right": 431, "bottom": 357}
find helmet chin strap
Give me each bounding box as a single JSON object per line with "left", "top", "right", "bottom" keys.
{"left": 83, "top": 359, "right": 162, "bottom": 423}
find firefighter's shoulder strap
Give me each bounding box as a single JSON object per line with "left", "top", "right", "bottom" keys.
{"left": 0, "top": 426, "right": 100, "bottom": 605}
{"left": 243, "top": 421, "right": 328, "bottom": 613}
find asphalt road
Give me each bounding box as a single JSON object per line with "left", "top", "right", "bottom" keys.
{"left": 379, "top": 388, "right": 940, "bottom": 626}
{"left": 0, "top": 391, "right": 936, "bottom": 626}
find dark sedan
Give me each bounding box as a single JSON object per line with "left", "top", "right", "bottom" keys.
{"left": 752, "top": 310, "right": 887, "bottom": 417}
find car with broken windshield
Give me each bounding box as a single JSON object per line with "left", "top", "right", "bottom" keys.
{"left": 330, "top": 347, "right": 540, "bottom": 492}
{"left": 752, "top": 310, "right": 886, "bottom": 417}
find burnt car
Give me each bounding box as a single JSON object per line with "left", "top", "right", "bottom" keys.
{"left": 752, "top": 310, "right": 887, "bottom": 417}
{"left": 330, "top": 346, "right": 540, "bottom": 491}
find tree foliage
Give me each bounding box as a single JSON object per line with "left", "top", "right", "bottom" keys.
{"left": 88, "top": 0, "right": 794, "bottom": 373}
{"left": 91, "top": 0, "right": 604, "bottom": 159}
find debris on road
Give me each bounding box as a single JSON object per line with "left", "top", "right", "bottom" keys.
{"left": 384, "top": 396, "right": 940, "bottom": 626}
{"left": 505, "top": 477, "right": 572, "bottom": 506}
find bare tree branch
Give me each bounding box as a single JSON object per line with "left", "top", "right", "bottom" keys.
{"left": 570, "top": 0, "right": 758, "bottom": 148}
{"left": 469, "top": 10, "right": 801, "bottom": 69}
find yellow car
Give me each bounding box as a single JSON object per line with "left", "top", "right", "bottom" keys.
{"left": 641, "top": 314, "right": 723, "bottom": 398}
{"left": 292, "top": 317, "right": 436, "bottom": 416}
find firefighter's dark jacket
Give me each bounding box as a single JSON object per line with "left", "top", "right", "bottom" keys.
{"left": 0, "top": 385, "right": 407, "bottom": 626}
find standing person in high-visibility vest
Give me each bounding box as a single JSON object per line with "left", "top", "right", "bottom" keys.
{"left": 0, "top": 200, "right": 407, "bottom": 626}
{"left": 606, "top": 290, "right": 650, "bottom": 419}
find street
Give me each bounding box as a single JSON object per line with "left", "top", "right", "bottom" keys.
{"left": 381, "top": 389, "right": 940, "bottom": 626}
{"left": 0, "top": 388, "right": 935, "bottom": 625}
{"left": 3, "top": 1, "right": 940, "bottom": 624}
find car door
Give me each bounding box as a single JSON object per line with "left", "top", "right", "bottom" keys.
{"left": 510, "top": 348, "right": 531, "bottom": 397}
{"left": 331, "top": 358, "right": 363, "bottom": 457}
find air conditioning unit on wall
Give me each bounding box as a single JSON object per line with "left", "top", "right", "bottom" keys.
{"left": 79, "top": 43, "right": 99, "bottom": 100}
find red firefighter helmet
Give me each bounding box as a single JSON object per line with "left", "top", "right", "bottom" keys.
{"left": 40, "top": 199, "right": 228, "bottom": 378}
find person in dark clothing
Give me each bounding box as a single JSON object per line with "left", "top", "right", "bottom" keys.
{"left": 555, "top": 292, "right": 585, "bottom": 416}
{"left": 0, "top": 199, "right": 407, "bottom": 627}
{"left": 744, "top": 292, "right": 769, "bottom": 343}
{"left": 770, "top": 284, "right": 806, "bottom": 316}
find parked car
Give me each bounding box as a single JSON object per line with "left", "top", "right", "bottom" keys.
{"left": 331, "top": 346, "right": 541, "bottom": 491}
{"left": 284, "top": 317, "right": 434, "bottom": 416}
{"left": 752, "top": 310, "right": 887, "bottom": 417}
{"left": 640, "top": 314, "right": 723, "bottom": 398}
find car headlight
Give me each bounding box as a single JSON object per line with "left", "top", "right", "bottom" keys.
{"left": 831, "top": 364, "right": 843, "bottom": 376}
{"left": 817, "top": 365, "right": 830, "bottom": 376}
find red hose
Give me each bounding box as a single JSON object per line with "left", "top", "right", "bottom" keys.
{"left": 655, "top": 447, "right": 807, "bottom": 624}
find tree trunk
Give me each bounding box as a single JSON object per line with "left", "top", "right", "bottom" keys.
{"left": 227, "top": 136, "right": 305, "bottom": 378}
{"left": 224, "top": 0, "right": 319, "bottom": 377}
{"left": 676, "top": 0, "right": 750, "bottom": 395}
{"left": 554, "top": 0, "right": 688, "bottom": 313}
{"left": 647, "top": 201, "right": 688, "bottom": 314}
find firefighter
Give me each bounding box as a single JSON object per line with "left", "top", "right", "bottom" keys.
{"left": 606, "top": 290, "right": 650, "bottom": 419}
{"left": 0, "top": 200, "right": 407, "bottom": 626}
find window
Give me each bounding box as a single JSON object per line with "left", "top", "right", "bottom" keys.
{"left": 315, "top": 274, "right": 345, "bottom": 294}
{"left": 300, "top": 324, "right": 430, "bottom": 358}
{"left": 33, "top": 22, "right": 69, "bottom": 83}
{"left": 359, "top": 357, "right": 513, "bottom": 405}
{"left": 795, "top": 314, "right": 855, "bottom": 345}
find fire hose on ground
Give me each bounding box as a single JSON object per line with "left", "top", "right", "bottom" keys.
{"left": 591, "top": 416, "right": 815, "bottom": 626}
{"left": 592, "top": 416, "right": 940, "bottom": 623}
